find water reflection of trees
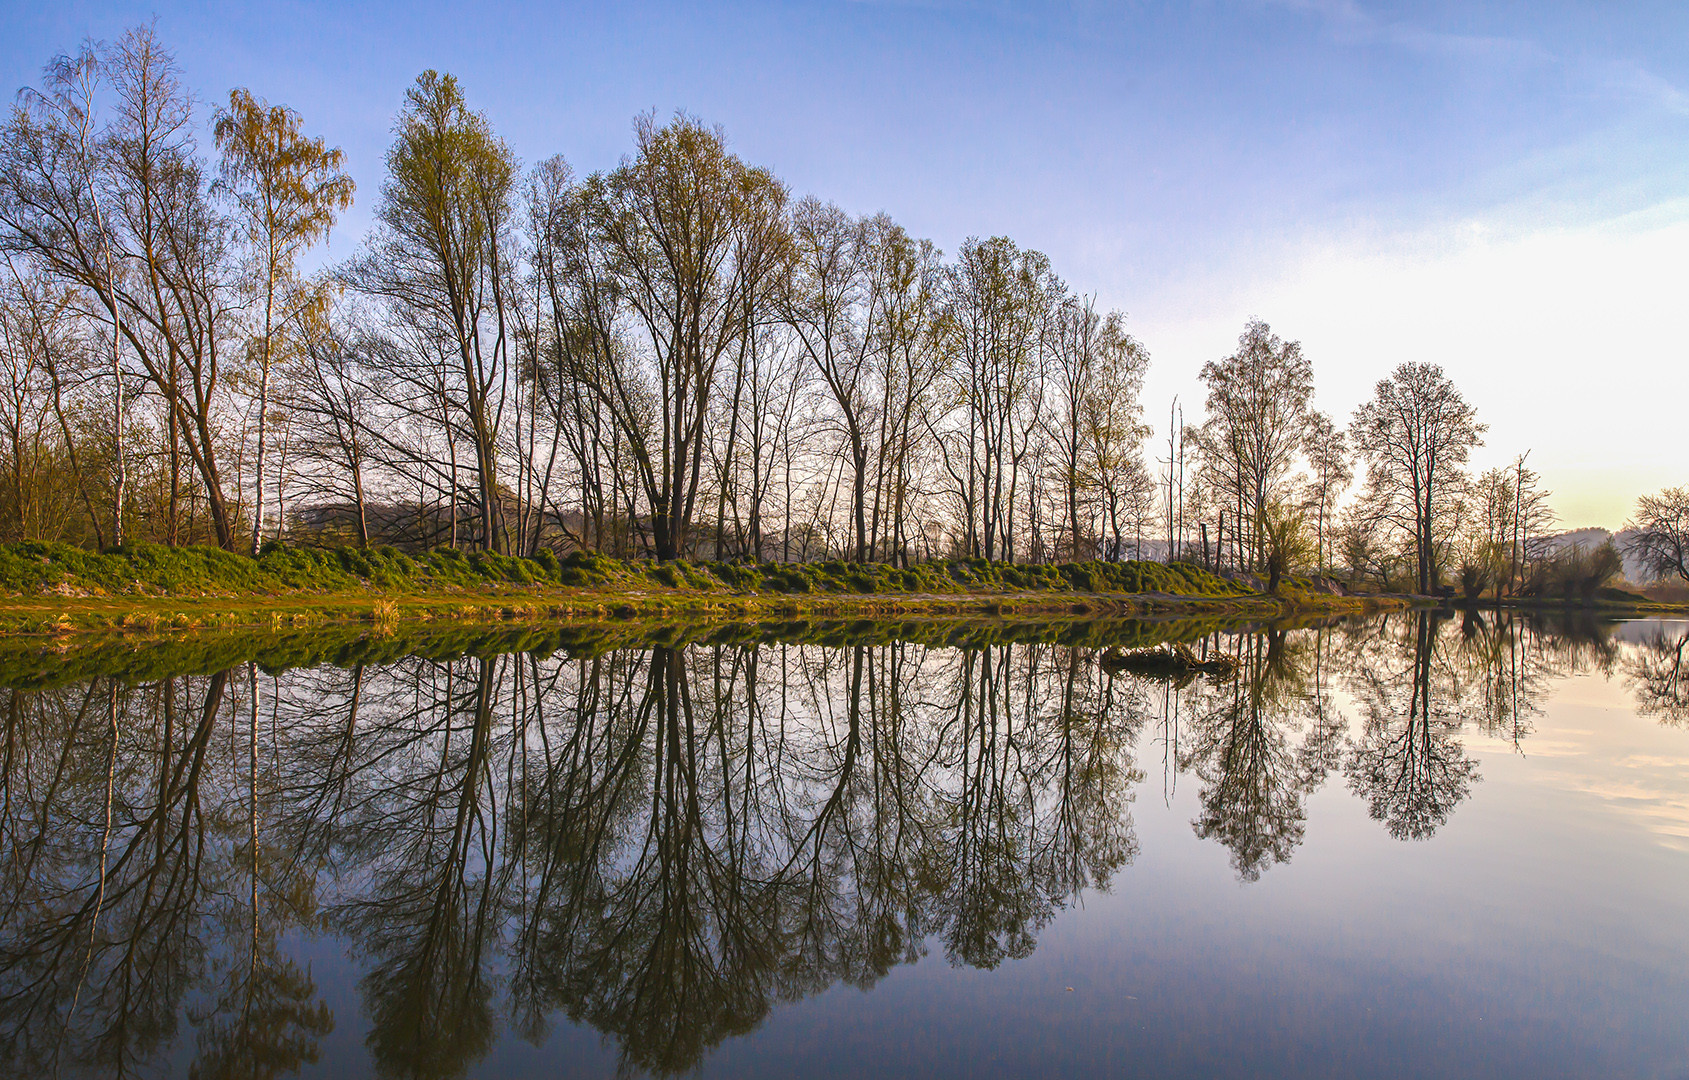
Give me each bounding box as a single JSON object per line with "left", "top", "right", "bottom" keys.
{"left": 0, "top": 614, "right": 1664, "bottom": 1077}
{"left": 0, "top": 640, "right": 1143, "bottom": 1077}
{"left": 1624, "top": 624, "right": 1689, "bottom": 727}
{"left": 0, "top": 672, "right": 331, "bottom": 1078}
{"left": 1341, "top": 613, "right": 1480, "bottom": 840}
{"left": 497, "top": 643, "right": 1145, "bottom": 1074}
{"left": 1175, "top": 629, "right": 1346, "bottom": 881}
{"left": 1452, "top": 609, "right": 1617, "bottom": 747}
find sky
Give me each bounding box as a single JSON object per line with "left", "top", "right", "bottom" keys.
{"left": 3, "top": 0, "right": 1686, "bottom": 529}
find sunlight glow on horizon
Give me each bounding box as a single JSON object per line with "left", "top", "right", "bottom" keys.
{"left": 1133, "top": 202, "right": 1689, "bottom": 531}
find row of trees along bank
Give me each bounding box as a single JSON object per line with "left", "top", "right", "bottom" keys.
{"left": 3, "top": 27, "right": 1687, "bottom": 598}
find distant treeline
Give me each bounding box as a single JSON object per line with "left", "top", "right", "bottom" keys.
{"left": 2, "top": 26, "right": 1687, "bottom": 597}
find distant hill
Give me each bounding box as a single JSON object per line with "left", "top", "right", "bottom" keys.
{"left": 1538, "top": 526, "right": 1656, "bottom": 583}
{"left": 1541, "top": 527, "right": 1611, "bottom": 553}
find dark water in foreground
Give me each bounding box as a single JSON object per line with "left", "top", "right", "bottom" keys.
{"left": 3, "top": 612, "right": 1688, "bottom": 1079}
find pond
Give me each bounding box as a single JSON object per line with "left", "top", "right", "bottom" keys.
{"left": 2, "top": 611, "right": 1687, "bottom": 1078}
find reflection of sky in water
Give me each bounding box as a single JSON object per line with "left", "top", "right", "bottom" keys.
{"left": 711, "top": 656, "right": 1688, "bottom": 1079}
{"left": 1481, "top": 674, "right": 1689, "bottom": 851}
{"left": 4, "top": 614, "right": 1688, "bottom": 1079}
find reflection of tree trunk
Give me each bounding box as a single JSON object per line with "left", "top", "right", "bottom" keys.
{"left": 354, "top": 655, "right": 503, "bottom": 1077}
{"left": 792, "top": 646, "right": 865, "bottom": 864}
{"left": 71, "top": 680, "right": 121, "bottom": 1014}
{"left": 247, "top": 662, "right": 259, "bottom": 1030}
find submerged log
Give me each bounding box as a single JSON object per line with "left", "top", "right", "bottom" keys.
{"left": 1098, "top": 643, "right": 1238, "bottom": 681}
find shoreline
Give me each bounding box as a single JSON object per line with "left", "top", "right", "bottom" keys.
{"left": 1451, "top": 596, "right": 1689, "bottom": 617}
{"left": 9, "top": 542, "right": 1681, "bottom": 641}
{"left": 1, "top": 583, "right": 1681, "bottom": 689}
{"left": 0, "top": 589, "right": 1405, "bottom": 690}
{"left": 0, "top": 582, "right": 1412, "bottom": 639}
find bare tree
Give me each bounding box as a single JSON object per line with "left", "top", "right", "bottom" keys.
{"left": 2, "top": 45, "right": 128, "bottom": 545}
{"left": 1046, "top": 296, "right": 1106, "bottom": 558}
{"left": 1081, "top": 324, "right": 1151, "bottom": 561}
{"left": 1194, "top": 319, "right": 1314, "bottom": 572}
{"left": 862, "top": 217, "right": 941, "bottom": 564}
{"left": 783, "top": 198, "right": 877, "bottom": 561}
{"left": 937, "top": 236, "right": 1060, "bottom": 560}
{"left": 522, "top": 153, "right": 644, "bottom": 556}
{"left": 1350, "top": 362, "right": 1485, "bottom": 595}
{"left": 288, "top": 302, "right": 379, "bottom": 545}
{"left": 581, "top": 113, "right": 790, "bottom": 561}
{"left": 0, "top": 263, "right": 89, "bottom": 538}
{"left": 96, "top": 28, "right": 239, "bottom": 546}
{"left": 0, "top": 31, "right": 244, "bottom": 544}
{"left": 1464, "top": 456, "right": 1552, "bottom": 599}
{"left": 1300, "top": 410, "right": 1350, "bottom": 573}
{"left": 1629, "top": 487, "right": 1689, "bottom": 584}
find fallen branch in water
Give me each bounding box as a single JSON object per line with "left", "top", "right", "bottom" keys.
{"left": 1099, "top": 643, "right": 1239, "bottom": 681}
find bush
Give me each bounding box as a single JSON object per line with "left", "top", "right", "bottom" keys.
{"left": 1521, "top": 540, "right": 1625, "bottom": 601}
{"left": 1458, "top": 563, "right": 1489, "bottom": 602}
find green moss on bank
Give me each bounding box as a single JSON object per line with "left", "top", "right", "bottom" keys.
{"left": 0, "top": 540, "right": 1246, "bottom": 601}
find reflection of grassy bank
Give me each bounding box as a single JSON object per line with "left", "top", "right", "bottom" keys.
{"left": 0, "top": 610, "right": 1370, "bottom": 689}
{"left": 0, "top": 540, "right": 1405, "bottom": 638}
{"left": 1459, "top": 589, "right": 1689, "bottom": 616}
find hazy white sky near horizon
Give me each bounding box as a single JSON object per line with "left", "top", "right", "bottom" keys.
{"left": 4, "top": 0, "right": 1686, "bottom": 529}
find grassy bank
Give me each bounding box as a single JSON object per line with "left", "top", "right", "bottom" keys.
{"left": 0, "top": 539, "right": 1247, "bottom": 598}
{"left": 0, "top": 539, "right": 1407, "bottom": 637}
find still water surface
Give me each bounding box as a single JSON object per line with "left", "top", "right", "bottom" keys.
{"left": 2, "top": 612, "right": 1688, "bottom": 1078}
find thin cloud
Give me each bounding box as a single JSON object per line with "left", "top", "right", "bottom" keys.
{"left": 1610, "top": 63, "right": 1689, "bottom": 118}
{"left": 1260, "top": 0, "right": 1550, "bottom": 64}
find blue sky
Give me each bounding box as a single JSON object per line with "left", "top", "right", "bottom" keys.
{"left": 5, "top": 1, "right": 1687, "bottom": 527}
